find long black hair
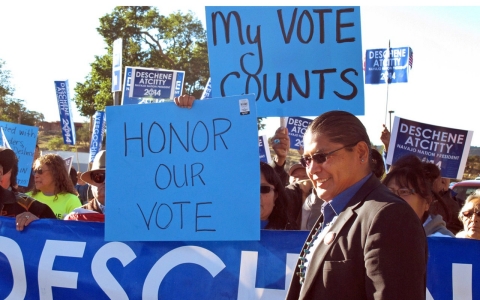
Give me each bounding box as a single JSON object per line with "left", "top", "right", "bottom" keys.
{"left": 260, "top": 162, "right": 294, "bottom": 230}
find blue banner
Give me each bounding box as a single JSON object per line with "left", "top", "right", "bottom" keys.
{"left": 88, "top": 111, "right": 106, "bottom": 163}
{"left": 386, "top": 116, "right": 473, "bottom": 179}
{"left": 0, "top": 121, "right": 38, "bottom": 187}
{"left": 105, "top": 95, "right": 260, "bottom": 241}
{"left": 0, "top": 217, "right": 478, "bottom": 299}
{"left": 286, "top": 117, "right": 312, "bottom": 150}
{"left": 206, "top": 6, "right": 365, "bottom": 117}
{"left": 365, "top": 47, "right": 411, "bottom": 84}
{"left": 54, "top": 80, "right": 76, "bottom": 145}
{"left": 129, "top": 68, "right": 185, "bottom": 100}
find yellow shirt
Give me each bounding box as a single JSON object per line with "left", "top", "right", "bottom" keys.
{"left": 27, "top": 191, "right": 81, "bottom": 220}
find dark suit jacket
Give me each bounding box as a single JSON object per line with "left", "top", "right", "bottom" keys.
{"left": 286, "top": 174, "right": 427, "bottom": 300}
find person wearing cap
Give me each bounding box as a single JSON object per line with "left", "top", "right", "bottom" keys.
{"left": 0, "top": 147, "right": 56, "bottom": 231}
{"left": 285, "top": 163, "right": 315, "bottom": 230}
{"left": 65, "top": 150, "right": 106, "bottom": 222}
{"left": 27, "top": 153, "right": 81, "bottom": 220}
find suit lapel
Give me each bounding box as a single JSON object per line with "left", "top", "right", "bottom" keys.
{"left": 299, "top": 175, "right": 382, "bottom": 298}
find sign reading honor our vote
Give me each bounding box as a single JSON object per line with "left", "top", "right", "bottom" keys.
{"left": 206, "top": 6, "right": 365, "bottom": 117}
{"left": 0, "top": 121, "right": 38, "bottom": 187}
{"left": 386, "top": 116, "right": 473, "bottom": 179}
{"left": 106, "top": 94, "right": 259, "bottom": 241}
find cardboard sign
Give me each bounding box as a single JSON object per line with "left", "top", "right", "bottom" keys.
{"left": 106, "top": 94, "right": 260, "bottom": 241}
{"left": 206, "top": 6, "right": 364, "bottom": 117}
{"left": 0, "top": 121, "right": 38, "bottom": 187}
{"left": 365, "top": 47, "right": 412, "bottom": 84}
{"left": 386, "top": 116, "right": 473, "bottom": 179}
{"left": 259, "top": 135, "right": 272, "bottom": 163}
{"left": 286, "top": 117, "right": 312, "bottom": 150}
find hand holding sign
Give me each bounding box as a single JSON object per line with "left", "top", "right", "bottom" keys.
{"left": 174, "top": 95, "right": 195, "bottom": 109}
{"left": 271, "top": 127, "right": 290, "bottom": 166}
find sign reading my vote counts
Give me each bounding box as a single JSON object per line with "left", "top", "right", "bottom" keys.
{"left": 106, "top": 94, "right": 260, "bottom": 241}
{"left": 206, "top": 6, "right": 364, "bottom": 117}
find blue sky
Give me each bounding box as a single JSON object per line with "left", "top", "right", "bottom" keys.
{"left": 0, "top": 3, "right": 479, "bottom": 146}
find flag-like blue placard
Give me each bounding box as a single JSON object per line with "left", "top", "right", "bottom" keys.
{"left": 365, "top": 47, "right": 412, "bottom": 84}
{"left": 201, "top": 77, "right": 213, "bottom": 99}
{"left": 54, "top": 80, "right": 76, "bottom": 145}
{"left": 111, "top": 38, "right": 122, "bottom": 92}
{"left": 386, "top": 116, "right": 473, "bottom": 179}
{"left": 88, "top": 111, "right": 106, "bottom": 163}
{"left": 286, "top": 117, "right": 312, "bottom": 150}
{"left": 259, "top": 135, "right": 272, "bottom": 163}
{"left": 0, "top": 121, "right": 38, "bottom": 187}
{"left": 106, "top": 94, "right": 259, "bottom": 241}
{"left": 206, "top": 6, "right": 364, "bottom": 117}
{"left": 0, "top": 217, "right": 477, "bottom": 300}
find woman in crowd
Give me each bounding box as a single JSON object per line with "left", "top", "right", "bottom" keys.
{"left": 260, "top": 161, "right": 295, "bottom": 230}
{"left": 456, "top": 191, "right": 480, "bottom": 239}
{"left": 27, "top": 153, "right": 81, "bottom": 219}
{"left": 0, "top": 147, "right": 56, "bottom": 231}
{"left": 382, "top": 155, "right": 454, "bottom": 237}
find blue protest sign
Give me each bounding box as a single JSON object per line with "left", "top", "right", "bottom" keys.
{"left": 111, "top": 38, "right": 122, "bottom": 92}
{"left": 88, "top": 111, "right": 106, "bottom": 163}
{"left": 106, "top": 94, "right": 259, "bottom": 241}
{"left": 0, "top": 217, "right": 478, "bottom": 300}
{"left": 0, "top": 121, "right": 38, "bottom": 187}
{"left": 365, "top": 47, "right": 412, "bottom": 84}
{"left": 54, "top": 80, "right": 76, "bottom": 145}
{"left": 206, "top": 6, "right": 364, "bottom": 117}
{"left": 201, "top": 77, "right": 213, "bottom": 99}
{"left": 128, "top": 67, "right": 185, "bottom": 100}
{"left": 386, "top": 116, "right": 473, "bottom": 179}
{"left": 259, "top": 135, "right": 272, "bottom": 163}
{"left": 286, "top": 117, "right": 312, "bottom": 150}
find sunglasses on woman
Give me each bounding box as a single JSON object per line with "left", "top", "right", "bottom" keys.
{"left": 461, "top": 210, "right": 480, "bottom": 219}
{"left": 34, "top": 168, "right": 50, "bottom": 175}
{"left": 90, "top": 171, "right": 106, "bottom": 184}
{"left": 260, "top": 186, "right": 275, "bottom": 194}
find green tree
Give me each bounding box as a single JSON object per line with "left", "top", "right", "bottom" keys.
{"left": 74, "top": 6, "right": 209, "bottom": 118}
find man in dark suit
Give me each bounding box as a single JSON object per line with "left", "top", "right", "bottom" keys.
{"left": 286, "top": 111, "right": 427, "bottom": 300}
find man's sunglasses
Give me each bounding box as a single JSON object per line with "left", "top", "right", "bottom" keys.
{"left": 90, "top": 171, "right": 106, "bottom": 184}
{"left": 461, "top": 210, "right": 480, "bottom": 219}
{"left": 260, "top": 186, "right": 275, "bottom": 194}
{"left": 300, "top": 142, "right": 358, "bottom": 168}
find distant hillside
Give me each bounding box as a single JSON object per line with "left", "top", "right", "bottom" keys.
{"left": 469, "top": 146, "right": 480, "bottom": 157}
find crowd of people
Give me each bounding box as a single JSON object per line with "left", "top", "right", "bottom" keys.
{"left": 0, "top": 96, "right": 479, "bottom": 298}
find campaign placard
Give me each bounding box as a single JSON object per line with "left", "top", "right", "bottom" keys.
{"left": 259, "top": 135, "right": 272, "bottom": 164}
{"left": 286, "top": 117, "right": 312, "bottom": 150}
{"left": 365, "top": 47, "right": 412, "bottom": 84}
{"left": 206, "top": 6, "right": 364, "bottom": 117}
{"left": 386, "top": 116, "right": 473, "bottom": 179}
{"left": 128, "top": 67, "right": 185, "bottom": 100}
{"left": 54, "top": 80, "right": 76, "bottom": 145}
{"left": 0, "top": 121, "right": 38, "bottom": 187}
{"left": 106, "top": 94, "right": 259, "bottom": 241}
